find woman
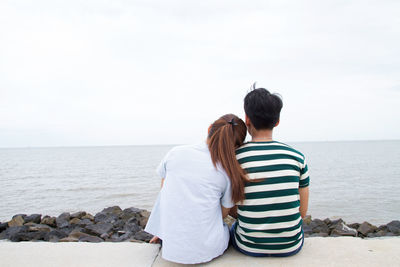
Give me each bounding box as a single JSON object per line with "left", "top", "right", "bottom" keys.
{"left": 145, "top": 114, "right": 247, "bottom": 264}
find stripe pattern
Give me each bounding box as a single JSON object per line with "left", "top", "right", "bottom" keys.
{"left": 234, "top": 141, "right": 310, "bottom": 255}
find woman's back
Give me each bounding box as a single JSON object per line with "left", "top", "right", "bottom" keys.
{"left": 145, "top": 143, "right": 233, "bottom": 264}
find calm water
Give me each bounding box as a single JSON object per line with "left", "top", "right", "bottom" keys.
{"left": 1, "top": 141, "right": 399, "bottom": 225}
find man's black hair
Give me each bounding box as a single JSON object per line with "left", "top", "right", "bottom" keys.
{"left": 244, "top": 84, "right": 283, "bottom": 130}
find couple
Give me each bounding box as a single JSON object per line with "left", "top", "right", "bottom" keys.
{"left": 145, "top": 86, "right": 310, "bottom": 264}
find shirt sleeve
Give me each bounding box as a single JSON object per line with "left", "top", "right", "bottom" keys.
{"left": 156, "top": 150, "right": 171, "bottom": 179}
{"left": 221, "top": 175, "right": 235, "bottom": 208}
{"left": 299, "top": 157, "right": 310, "bottom": 188}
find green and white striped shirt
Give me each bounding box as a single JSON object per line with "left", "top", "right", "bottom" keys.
{"left": 233, "top": 141, "right": 310, "bottom": 255}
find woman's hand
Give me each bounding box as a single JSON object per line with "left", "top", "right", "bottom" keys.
{"left": 149, "top": 235, "right": 161, "bottom": 244}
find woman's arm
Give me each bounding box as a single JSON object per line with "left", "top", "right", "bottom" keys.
{"left": 221, "top": 206, "right": 230, "bottom": 219}
{"left": 299, "top": 187, "right": 309, "bottom": 218}
{"left": 228, "top": 205, "right": 238, "bottom": 219}
{"left": 149, "top": 178, "right": 165, "bottom": 244}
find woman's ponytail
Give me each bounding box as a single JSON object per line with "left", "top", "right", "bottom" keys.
{"left": 208, "top": 114, "right": 248, "bottom": 204}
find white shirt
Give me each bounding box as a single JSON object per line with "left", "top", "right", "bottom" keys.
{"left": 145, "top": 142, "right": 234, "bottom": 264}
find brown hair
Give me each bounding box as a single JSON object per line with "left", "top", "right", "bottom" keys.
{"left": 208, "top": 114, "right": 248, "bottom": 204}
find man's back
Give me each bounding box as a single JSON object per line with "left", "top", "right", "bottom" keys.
{"left": 233, "top": 141, "right": 310, "bottom": 255}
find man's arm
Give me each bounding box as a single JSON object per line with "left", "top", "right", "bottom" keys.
{"left": 299, "top": 187, "right": 309, "bottom": 218}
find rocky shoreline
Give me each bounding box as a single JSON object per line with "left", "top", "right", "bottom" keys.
{"left": 0, "top": 206, "right": 153, "bottom": 243}
{"left": 1, "top": 207, "right": 399, "bottom": 242}
{"left": 223, "top": 215, "right": 400, "bottom": 238}
{"left": 302, "top": 215, "right": 400, "bottom": 238}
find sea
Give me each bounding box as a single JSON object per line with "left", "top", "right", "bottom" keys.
{"left": 1, "top": 140, "right": 399, "bottom": 226}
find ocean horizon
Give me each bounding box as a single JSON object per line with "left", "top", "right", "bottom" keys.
{"left": 1, "top": 138, "right": 398, "bottom": 149}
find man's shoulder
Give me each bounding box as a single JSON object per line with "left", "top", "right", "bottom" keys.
{"left": 236, "top": 141, "right": 305, "bottom": 159}
{"left": 275, "top": 141, "right": 305, "bottom": 158}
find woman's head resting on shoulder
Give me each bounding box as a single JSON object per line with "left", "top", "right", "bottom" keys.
{"left": 208, "top": 114, "right": 247, "bottom": 148}
{"left": 207, "top": 114, "right": 248, "bottom": 204}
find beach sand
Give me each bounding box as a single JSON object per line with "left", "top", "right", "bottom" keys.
{"left": 1, "top": 237, "right": 399, "bottom": 267}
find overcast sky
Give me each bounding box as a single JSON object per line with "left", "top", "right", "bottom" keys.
{"left": 0, "top": 0, "right": 399, "bottom": 147}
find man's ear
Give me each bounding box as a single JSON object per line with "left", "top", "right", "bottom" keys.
{"left": 245, "top": 115, "right": 251, "bottom": 128}
{"left": 275, "top": 119, "right": 280, "bottom": 127}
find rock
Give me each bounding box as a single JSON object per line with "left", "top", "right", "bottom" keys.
{"left": 125, "top": 216, "right": 138, "bottom": 225}
{"left": 94, "top": 212, "right": 119, "bottom": 224}
{"left": 387, "top": 220, "right": 400, "bottom": 234}
{"left": 0, "top": 222, "right": 8, "bottom": 232}
{"left": 77, "top": 218, "right": 93, "bottom": 227}
{"left": 302, "top": 215, "right": 312, "bottom": 225}
{"left": 119, "top": 207, "right": 141, "bottom": 221}
{"left": 46, "top": 230, "right": 68, "bottom": 242}
{"left": 111, "top": 219, "right": 126, "bottom": 232}
{"left": 11, "top": 231, "right": 48, "bottom": 241}
{"left": 357, "top": 222, "right": 377, "bottom": 236}
{"left": 81, "top": 213, "right": 94, "bottom": 221}
{"left": 328, "top": 218, "right": 345, "bottom": 229}
{"left": 302, "top": 224, "right": 313, "bottom": 236}
{"left": 71, "top": 211, "right": 86, "bottom": 219}
{"left": 124, "top": 217, "right": 141, "bottom": 234}
{"left": 48, "top": 236, "right": 60, "bottom": 242}
{"left": 375, "top": 230, "right": 388, "bottom": 237}
{"left": 41, "top": 216, "right": 57, "bottom": 227}
{"left": 24, "top": 214, "right": 42, "bottom": 224}
{"left": 102, "top": 206, "right": 123, "bottom": 215}
{"left": 367, "top": 233, "right": 377, "bottom": 238}
{"left": 348, "top": 223, "right": 360, "bottom": 230}
{"left": 69, "top": 218, "right": 81, "bottom": 225}
{"left": 139, "top": 210, "right": 150, "bottom": 219}
{"left": 79, "top": 235, "right": 103, "bottom": 243}
{"left": 139, "top": 216, "right": 149, "bottom": 228}
{"left": 377, "top": 224, "right": 388, "bottom": 232}
{"left": 12, "top": 214, "right": 27, "bottom": 220}
{"left": 100, "top": 233, "right": 109, "bottom": 239}
{"left": 0, "top": 226, "right": 29, "bottom": 240}
{"left": 323, "top": 218, "right": 331, "bottom": 226}
{"left": 310, "top": 232, "right": 329, "bottom": 237}
{"left": 85, "top": 223, "right": 113, "bottom": 237}
{"left": 330, "top": 222, "right": 357, "bottom": 237}
{"left": 133, "top": 230, "right": 153, "bottom": 242}
{"left": 115, "top": 232, "right": 134, "bottom": 242}
{"left": 107, "top": 233, "right": 121, "bottom": 242}
{"left": 28, "top": 224, "right": 53, "bottom": 232}
{"left": 310, "top": 219, "right": 329, "bottom": 234}
{"left": 59, "top": 237, "right": 78, "bottom": 242}
{"left": 59, "top": 226, "right": 75, "bottom": 236}
{"left": 8, "top": 215, "right": 25, "bottom": 227}
{"left": 56, "top": 212, "right": 71, "bottom": 228}
{"left": 68, "top": 231, "right": 92, "bottom": 239}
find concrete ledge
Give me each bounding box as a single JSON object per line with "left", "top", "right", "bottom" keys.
{"left": 153, "top": 237, "right": 400, "bottom": 267}
{"left": 1, "top": 237, "right": 399, "bottom": 267}
{"left": 0, "top": 241, "right": 161, "bottom": 267}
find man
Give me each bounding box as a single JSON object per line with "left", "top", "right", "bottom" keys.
{"left": 230, "top": 85, "right": 310, "bottom": 257}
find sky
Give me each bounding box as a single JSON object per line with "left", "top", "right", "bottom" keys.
{"left": 0, "top": 0, "right": 399, "bottom": 147}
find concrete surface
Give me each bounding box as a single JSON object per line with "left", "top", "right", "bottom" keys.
{"left": 0, "top": 241, "right": 160, "bottom": 267}
{"left": 153, "top": 237, "right": 400, "bottom": 267}
{"left": 1, "top": 237, "right": 399, "bottom": 267}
